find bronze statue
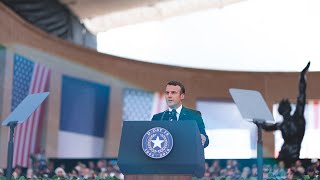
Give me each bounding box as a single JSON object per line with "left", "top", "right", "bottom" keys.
{"left": 262, "top": 62, "right": 310, "bottom": 167}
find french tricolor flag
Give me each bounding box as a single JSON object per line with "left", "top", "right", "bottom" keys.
{"left": 58, "top": 75, "right": 110, "bottom": 158}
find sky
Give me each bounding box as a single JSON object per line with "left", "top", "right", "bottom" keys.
{"left": 97, "top": 0, "right": 320, "bottom": 72}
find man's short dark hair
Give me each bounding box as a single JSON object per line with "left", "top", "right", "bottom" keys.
{"left": 166, "top": 81, "right": 185, "bottom": 94}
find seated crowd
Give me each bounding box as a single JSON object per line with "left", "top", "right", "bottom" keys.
{"left": 204, "top": 159, "right": 320, "bottom": 179}
{"left": 0, "top": 153, "right": 319, "bottom": 180}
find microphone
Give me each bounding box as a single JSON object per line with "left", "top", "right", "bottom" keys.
{"left": 160, "top": 110, "right": 169, "bottom": 121}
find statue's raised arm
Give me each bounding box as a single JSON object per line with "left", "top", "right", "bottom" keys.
{"left": 301, "top": 61, "right": 310, "bottom": 77}
{"left": 296, "top": 61, "right": 310, "bottom": 116}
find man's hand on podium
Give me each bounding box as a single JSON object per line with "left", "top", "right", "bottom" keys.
{"left": 200, "top": 134, "right": 206, "bottom": 146}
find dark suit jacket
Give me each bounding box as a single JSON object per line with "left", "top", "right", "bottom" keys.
{"left": 151, "top": 106, "right": 209, "bottom": 148}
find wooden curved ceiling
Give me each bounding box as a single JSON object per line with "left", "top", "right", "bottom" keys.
{"left": 60, "top": 0, "right": 245, "bottom": 33}
{"left": 1, "top": 3, "right": 320, "bottom": 101}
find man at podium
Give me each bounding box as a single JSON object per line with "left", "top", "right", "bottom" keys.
{"left": 151, "top": 81, "right": 209, "bottom": 148}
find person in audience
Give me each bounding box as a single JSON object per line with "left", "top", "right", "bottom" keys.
{"left": 81, "top": 168, "right": 92, "bottom": 179}
{"left": 225, "top": 165, "right": 237, "bottom": 179}
{"left": 13, "top": 165, "right": 22, "bottom": 178}
{"left": 54, "top": 167, "right": 66, "bottom": 178}
{"left": 204, "top": 162, "right": 209, "bottom": 176}
{"left": 46, "top": 161, "right": 56, "bottom": 178}
{"left": 68, "top": 168, "right": 79, "bottom": 178}
{"left": 203, "top": 171, "right": 211, "bottom": 179}
{"left": 286, "top": 168, "right": 295, "bottom": 180}
{"left": 0, "top": 168, "right": 4, "bottom": 177}
{"left": 251, "top": 164, "right": 258, "bottom": 177}
{"left": 26, "top": 168, "right": 36, "bottom": 178}
{"left": 231, "top": 160, "right": 241, "bottom": 175}
{"left": 97, "top": 160, "right": 107, "bottom": 173}
{"left": 278, "top": 160, "right": 287, "bottom": 176}
{"left": 262, "top": 166, "right": 270, "bottom": 179}
{"left": 311, "top": 158, "right": 320, "bottom": 173}
{"left": 307, "top": 166, "right": 316, "bottom": 179}
{"left": 241, "top": 166, "right": 251, "bottom": 179}
{"left": 208, "top": 160, "right": 221, "bottom": 177}
{"left": 272, "top": 163, "right": 285, "bottom": 178}
{"left": 296, "top": 166, "right": 305, "bottom": 176}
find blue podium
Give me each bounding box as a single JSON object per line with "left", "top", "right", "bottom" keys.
{"left": 118, "top": 121, "right": 205, "bottom": 180}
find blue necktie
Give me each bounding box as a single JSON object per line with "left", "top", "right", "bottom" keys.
{"left": 170, "top": 109, "right": 178, "bottom": 121}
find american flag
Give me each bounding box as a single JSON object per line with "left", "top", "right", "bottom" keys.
{"left": 11, "top": 54, "right": 50, "bottom": 167}
{"left": 122, "top": 88, "right": 167, "bottom": 121}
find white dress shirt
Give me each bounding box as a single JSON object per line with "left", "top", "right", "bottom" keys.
{"left": 168, "top": 105, "right": 182, "bottom": 121}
